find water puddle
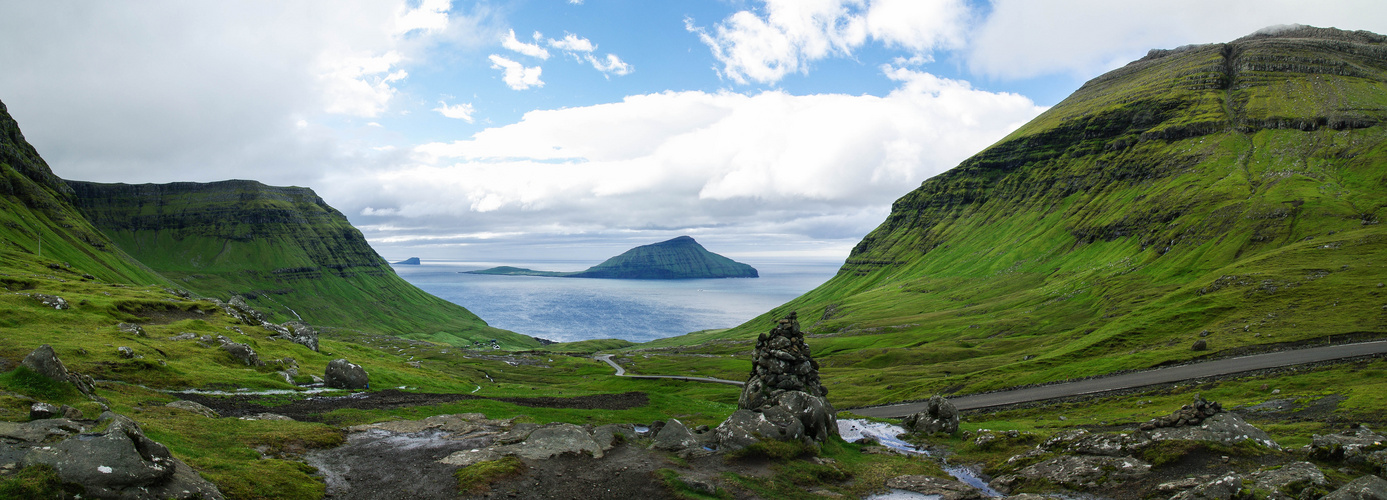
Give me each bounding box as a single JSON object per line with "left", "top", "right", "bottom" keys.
{"left": 839, "top": 419, "right": 1004, "bottom": 499}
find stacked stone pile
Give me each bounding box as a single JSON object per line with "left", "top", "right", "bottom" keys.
{"left": 715, "top": 312, "right": 837, "bottom": 450}
{"left": 1140, "top": 395, "right": 1222, "bottom": 430}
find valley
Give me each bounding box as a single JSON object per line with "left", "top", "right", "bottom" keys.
{"left": 2, "top": 25, "right": 1387, "bottom": 500}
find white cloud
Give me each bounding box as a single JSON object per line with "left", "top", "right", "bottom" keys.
{"left": 501, "top": 29, "right": 550, "bottom": 59}
{"left": 433, "top": 100, "right": 476, "bottom": 122}
{"left": 968, "top": 0, "right": 1387, "bottom": 79}
{"left": 587, "top": 54, "right": 633, "bottom": 76}
{"left": 319, "top": 51, "right": 407, "bottom": 117}
{"left": 330, "top": 70, "right": 1044, "bottom": 254}
{"left": 548, "top": 33, "right": 595, "bottom": 53}
{"left": 688, "top": 0, "right": 968, "bottom": 84}
{"left": 488, "top": 55, "right": 544, "bottom": 90}
{"left": 394, "top": 0, "right": 450, "bottom": 35}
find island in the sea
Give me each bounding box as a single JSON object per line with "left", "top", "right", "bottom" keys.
{"left": 465, "top": 236, "right": 758, "bottom": 279}
{"left": 393, "top": 257, "right": 421, "bottom": 265}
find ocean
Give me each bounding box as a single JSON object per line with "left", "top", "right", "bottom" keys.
{"left": 390, "top": 259, "right": 842, "bottom": 343}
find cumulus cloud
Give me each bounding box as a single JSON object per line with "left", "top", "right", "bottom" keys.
{"left": 393, "top": 0, "right": 451, "bottom": 35}
{"left": 968, "top": 0, "right": 1387, "bottom": 79}
{"left": 489, "top": 54, "right": 544, "bottom": 90}
{"left": 688, "top": 0, "right": 968, "bottom": 84}
{"left": 587, "top": 54, "right": 633, "bottom": 76}
{"left": 326, "top": 70, "right": 1044, "bottom": 256}
{"left": 319, "top": 51, "right": 408, "bottom": 117}
{"left": 501, "top": 29, "right": 550, "bottom": 59}
{"left": 548, "top": 33, "right": 595, "bottom": 53}
{"left": 433, "top": 100, "right": 475, "bottom": 122}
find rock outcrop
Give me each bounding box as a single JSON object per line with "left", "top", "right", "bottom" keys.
{"left": 991, "top": 455, "right": 1151, "bottom": 493}
{"left": 21, "top": 344, "right": 98, "bottom": 397}
{"left": 1323, "top": 475, "right": 1387, "bottom": 500}
{"left": 4, "top": 412, "right": 223, "bottom": 499}
{"left": 1141, "top": 394, "right": 1222, "bottom": 430}
{"left": 1311, "top": 425, "right": 1387, "bottom": 475}
{"left": 715, "top": 312, "right": 836, "bottom": 450}
{"left": 902, "top": 395, "right": 959, "bottom": 435}
{"left": 325, "top": 359, "right": 369, "bottom": 389}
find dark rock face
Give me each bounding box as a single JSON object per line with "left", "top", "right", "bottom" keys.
{"left": 902, "top": 395, "right": 959, "bottom": 435}
{"left": 716, "top": 312, "right": 836, "bottom": 450}
{"left": 325, "top": 359, "right": 369, "bottom": 389}
{"left": 12, "top": 412, "right": 224, "bottom": 499}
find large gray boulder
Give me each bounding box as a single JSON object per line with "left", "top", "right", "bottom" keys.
{"left": 902, "top": 395, "right": 959, "bottom": 435}
{"left": 325, "top": 359, "right": 369, "bottom": 389}
{"left": 22, "top": 344, "right": 72, "bottom": 381}
{"left": 277, "top": 321, "right": 320, "bottom": 352}
{"left": 505, "top": 423, "right": 604, "bottom": 459}
{"left": 1324, "top": 475, "right": 1387, "bottom": 500}
{"left": 1312, "top": 426, "right": 1387, "bottom": 474}
{"left": 221, "top": 341, "right": 263, "bottom": 367}
{"left": 652, "top": 419, "right": 701, "bottom": 452}
{"left": 991, "top": 455, "right": 1150, "bottom": 493}
{"left": 18, "top": 412, "right": 223, "bottom": 499}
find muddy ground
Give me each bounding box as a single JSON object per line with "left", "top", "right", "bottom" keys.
{"left": 180, "top": 389, "right": 648, "bottom": 421}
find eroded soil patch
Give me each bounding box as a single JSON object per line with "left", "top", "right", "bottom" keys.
{"left": 179, "top": 389, "right": 648, "bottom": 421}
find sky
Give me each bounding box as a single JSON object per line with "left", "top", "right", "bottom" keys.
{"left": 2, "top": 1, "right": 1386, "bottom": 263}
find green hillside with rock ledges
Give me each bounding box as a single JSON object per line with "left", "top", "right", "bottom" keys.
{"left": 65, "top": 179, "right": 538, "bottom": 349}
{"left": 645, "top": 26, "right": 1387, "bottom": 408}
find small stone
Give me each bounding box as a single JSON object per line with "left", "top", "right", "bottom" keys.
{"left": 117, "top": 346, "right": 135, "bottom": 359}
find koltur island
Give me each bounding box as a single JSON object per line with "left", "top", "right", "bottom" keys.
{"left": 465, "top": 235, "right": 758, "bottom": 279}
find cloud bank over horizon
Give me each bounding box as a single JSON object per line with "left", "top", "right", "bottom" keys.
{"left": 2, "top": 0, "right": 1386, "bottom": 261}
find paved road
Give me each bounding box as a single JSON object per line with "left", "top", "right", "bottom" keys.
{"left": 851, "top": 340, "right": 1387, "bottom": 418}
{"left": 595, "top": 354, "right": 745, "bottom": 386}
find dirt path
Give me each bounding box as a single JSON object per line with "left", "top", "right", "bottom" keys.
{"left": 853, "top": 339, "right": 1387, "bottom": 418}
{"left": 594, "top": 354, "right": 745, "bottom": 386}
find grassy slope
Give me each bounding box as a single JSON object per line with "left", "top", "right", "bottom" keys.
{"left": 66, "top": 180, "right": 538, "bottom": 349}
{"left": 0, "top": 100, "right": 168, "bottom": 286}
{"left": 637, "top": 28, "right": 1387, "bottom": 408}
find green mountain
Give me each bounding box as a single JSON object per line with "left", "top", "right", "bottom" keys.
{"left": 669, "top": 26, "right": 1387, "bottom": 407}
{"left": 66, "top": 179, "right": 538, "bottom": 348}
{"left": 468, "top": 235, "right": 759, "bottom": 279}
{"left": 0, "top": 99, "right": 167, "bottom": 285}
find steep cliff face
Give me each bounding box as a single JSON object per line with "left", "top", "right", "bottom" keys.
{"left": 67, "top": 179, "right": 536, "bottom": 347}
{"left": 718, "top": 26, "right": 1387, "bottom": 404}
{"left": 0, "top": 99, "right": 166, "bottom": 285}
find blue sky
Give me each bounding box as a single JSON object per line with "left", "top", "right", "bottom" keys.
{"left": 2, "top": 1, "right": 1386, "bottom": 262}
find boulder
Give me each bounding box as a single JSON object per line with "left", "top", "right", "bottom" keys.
{"left": 325, "top": 359, "right": 369, "bottom": 389}
{"left": 20, "top": 412, "right": 224, "bottom": 499}
{"left": 902, "top": 395, "right": 959, "bottom": 435}
{"left": 220, "top": 341, "right": 263, "bottom": 367}
{"left": 166, "top": 400, "right": 220, "bottom": 418}
{"left": 1192, "top": 339, "right": 1208, "bottom": 351}
{"left": 1312, "top": 425, "right": 1387, "bottom": 473}
{"left": 33, "top": 293, "right": 69, "bottom": 310}
{"left": 277, "top": 321, "right": 320, "bottom": 351}
{"left": 1173, "top": 462, "right": 1325, "bottom": 500}
{"left": 886, "top": 475, "right": 985, "bottom": 500}
{"left": 22, "top": 344, "right": 71, "bottom": 381}
{"left": 507, "top": 423, "right": 604, "bottom": 459}
{"left": 991, "top": 455, "right": 1150, "bottom": 493}
{"left": 118, "top": 346, "right": 135, "bottom": 358}
{"left": 591, "top": 424, "right": 636, "bottom": 451}
{"left": 118, "top": 323, "right": 147, "bottom": 337}
{"left": 1324, "top": 475, "right": 1387, "bottom": 500}
{"left": 652, "top": 419, "right": 701, "bottom": 452}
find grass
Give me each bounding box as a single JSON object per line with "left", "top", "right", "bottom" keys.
{"left": 0, "top": 464, "right": 85, "bottom": 499}
{"left": 454, "top": 456, "right": 525, "bottom": 494}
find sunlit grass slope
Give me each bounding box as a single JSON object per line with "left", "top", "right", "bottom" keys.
{"left": 645, "top": 27, "right": 1387, "bottom": 408}
{"left": 65, "top": 179, "right": 539, "bottom": 349}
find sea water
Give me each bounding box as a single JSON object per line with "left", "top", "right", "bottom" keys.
{"left": 391, "top": 259, "right": 842, "bottom": 343}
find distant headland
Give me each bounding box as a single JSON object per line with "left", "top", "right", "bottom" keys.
{"left": 465, "top": 236, "right": 758, "bottom": 279}
{"left": 393, "top": 257, "right": 421, "bottom": 265}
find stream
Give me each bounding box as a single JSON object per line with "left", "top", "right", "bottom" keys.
{"left": 838, "top": 419, "right": 1004, "bottom": 499}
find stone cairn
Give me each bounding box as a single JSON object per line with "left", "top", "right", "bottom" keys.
{"left": 1140, "top": 394, "right": 1222, "bottom": 430}
{"left": 715, "top": 312, "right": 837, "bottom": 450}
{"left": 739, "top": 312, "right": 829, "bottom": 408}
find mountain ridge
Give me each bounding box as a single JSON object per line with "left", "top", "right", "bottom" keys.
{"left": 66, "top": 178, "right": 539, "bottom": 348}
{"left": 655, "top": 26, "right": 1387, "bottom": 407}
